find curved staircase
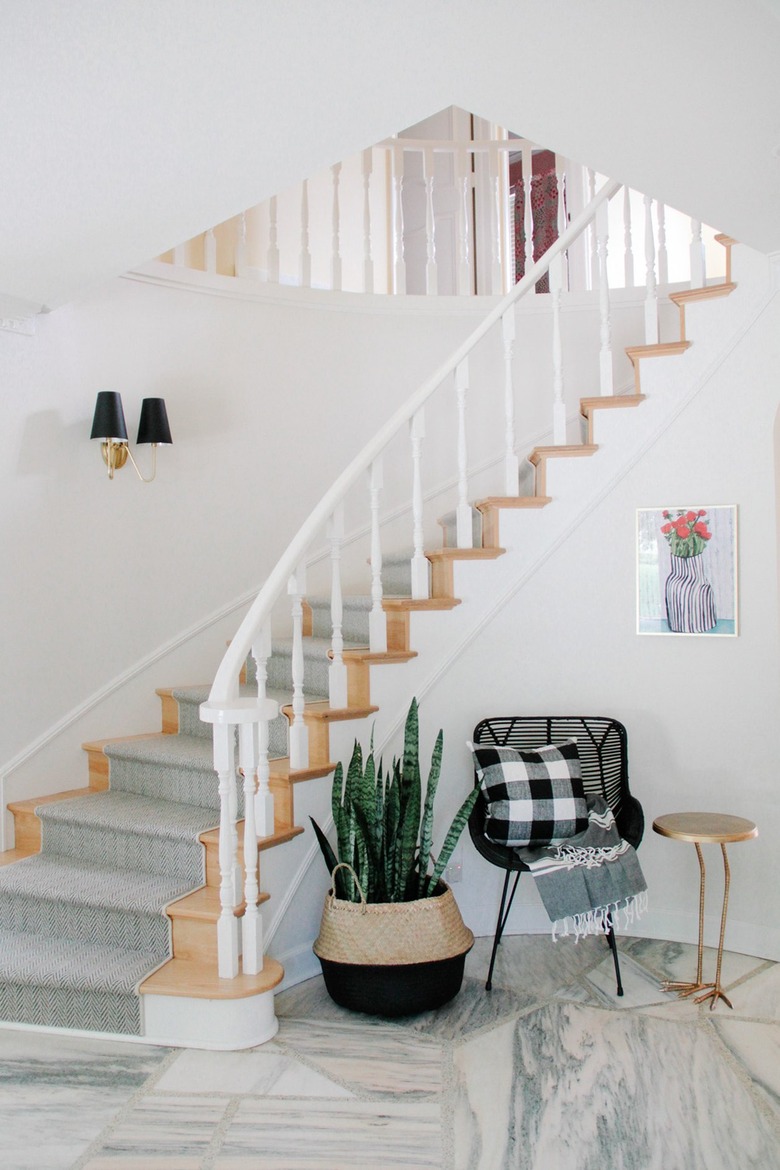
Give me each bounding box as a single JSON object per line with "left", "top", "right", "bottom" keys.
{"left": 0, "top": 228, "right": 752, "bottom": 1048}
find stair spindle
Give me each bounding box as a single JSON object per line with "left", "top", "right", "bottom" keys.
{"left": 391, "top": 142, "right": 406, "bottom": 294}
{"left": 587, "top": 168, "right": 597, "bottom": 289}
{"left": 455, "top": 360, "right": 473, "bottom": 548}
{"left": 204, "top": 228, "right": 217, "bottom": 275}
{"left": 172, "top": 242, "right": 187, "bottom": 268}
{"left": 502, "top": 309, "right": 520, "bottom": 493}
{"left": 235, "top": 212, "right": 248, "bottom": 278}
{"left": 287, "top": 565, "right": 309, "bottom": 769}
{"left": 251, "top": 625, "right": 274, "bottom": 836}
{"left": 522, "top": 141, "right": 535, "bottom": 291}
{"left": 423, "top": 147, "right": 438, "bottom": 295}
{"left": 596, "top": 200, "right": 614, "bottom": 396}
{"left": 623, "top": 186, "right": 634, "bottom": 287}
{"left": 362, "top": 149, "right": 374, "bottom": 294}
{"left": 328, "top": 507, "right": 348, "bottom": 707}
{"left": 300, "top": 179, "right": 312, "bottom": 288}
{"left": 644, "top": 194, "right": 659, "bottom": 343}
{"left": 331, "top": 162, "right": 342, "bottom": 292}
{"left": 213, "top": 724, "right": 239, "bottom": 978}
{"left": 368, "top": 459, "right": 387, "bottom": 651}
{"left": 657, "top": 201, "right": 668, "bottom": 286}
{"left": 410, "top": 409, "right": 429, "bottom": 599}
{"left": 238, "top": 721, "right": 263, "bottom": 974}
{"left": 555, "top": 157, "right": 569, "bottom": 290}
{"left": 267, "top": 195, "right": 280, "bottom": 284}
{"left": 490, "top": 141, "right": 504, "bottom": 294}
{"left": 690, "top": 218, "right": 706, "bottom": 288}
{"left": 457, "top": 143, "right": 472, "bottom": 295}
{"left": 550, "top": 252, "right": 566, "bottom": 444}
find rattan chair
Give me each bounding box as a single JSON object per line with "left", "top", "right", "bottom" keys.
{"left": 468, "top": 716, "right": 644, "bottom": 995}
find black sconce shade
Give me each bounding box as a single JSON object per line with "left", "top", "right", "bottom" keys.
{"left": 137, "top": 397, "right": 173, "bottom": 445}
{"left": 90, "top": 391, "right": 128, "bottom": 441}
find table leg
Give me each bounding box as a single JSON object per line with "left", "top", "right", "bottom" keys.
{"left": 663, "top": 841, "right": 715, "bottom": 998}
{"left": 694, "top": 843, "right": 734, "bottom": 1010}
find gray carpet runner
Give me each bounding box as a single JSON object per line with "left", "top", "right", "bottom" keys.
{"left": 0, "top": 584, "right": 417, "bottom": 1037}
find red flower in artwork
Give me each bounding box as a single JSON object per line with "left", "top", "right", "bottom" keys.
{"left": 660, "top": 508, "right": 712, "bottom": 558}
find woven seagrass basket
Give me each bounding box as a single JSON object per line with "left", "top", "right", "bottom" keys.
{"left": 313, "top": 864, "right": 474, "bottom": 1016}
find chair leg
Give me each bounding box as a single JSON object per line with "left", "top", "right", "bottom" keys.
{"left": 486, "top": 870, "right": 522, "bottom": 991}
{"left": 606, "top": 915, "right": 624, "bottom": 997}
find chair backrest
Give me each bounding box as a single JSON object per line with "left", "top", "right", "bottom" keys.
{"left": 471, "top": 715, "right": 643, "bottom": 848}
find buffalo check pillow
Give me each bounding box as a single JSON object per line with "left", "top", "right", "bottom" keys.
{"left": 468, "top": 738, "right": 588, "bottom": 848}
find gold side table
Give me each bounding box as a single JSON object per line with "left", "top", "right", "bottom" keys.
{"left": 653, "top": 812, "right": 757, "bottom": 1010}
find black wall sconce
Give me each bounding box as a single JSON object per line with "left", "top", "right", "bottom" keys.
{"left": 90, "top": 391, "right": 173, "bottom": 481}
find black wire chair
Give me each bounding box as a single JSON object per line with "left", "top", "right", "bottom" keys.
{"left": 468, "top": 716, "right": 644, "bottom": 994}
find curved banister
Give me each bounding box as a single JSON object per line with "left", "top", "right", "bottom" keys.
{"left": 208, "top": 178, "right": 621, "bottom": 705}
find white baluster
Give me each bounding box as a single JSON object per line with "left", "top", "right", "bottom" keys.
{"left": 423, "top": 147, "right": 437, "bottom": 295}
{"left": 587, "top": 168, "right": 597, "bottom": 289}
{"left": 238, "top": 720, "right": 263, "bottom": 974}
{"left": 328, "top": 506, "right": 348, "bottom": 708}
{"left": 555, "top": 156, "right": 569, "bottom": 290}
{"left": 331, "top": 162, "right": 342, "bottom": 292}
{"left": 490, "top": 142, "right": 503, "bottom": 294}
{"left": 690, "top": 218, "right": 705, "bottom": 288}
{"left": 362, "top": 149, "right": 374, "bottom": 294}
{"left": 596, "top": 201, "right": 614, "bottom": 396}
{"left": 287, "top": 565, "right": 309, "bottom": 770}
{"left": 456, "top": 144, "right": 472, "bottom": 295}
{"left": 368, "top": 459, "right": 387, "bottom": 652}
{"left": 251, "top": 625, "right": 274, "bottom": 837}
{"left": 623, "top": 186, "right": 634, "bottom": 287}
{"left": 410, "top": 409, "right": 429, "bottom": 599}
{"left": 235, "top": 213, "right": 248, "bottom": 278}
{"left": 657, "top": 201, "right": 668, "bottom": 285}
{"left": 455, "top": 361, "right": 472, "bottom": 548}
{"left": 550, "top": 253, "right": 566, "bottom": 444}
{"left": 502, "top": 310, "right": 519, "bottom": 494}
{"left": 204, "top": 228, "right": 217, "bottom": 274}
{"left": 391, "top": 143, "right": 406, "bottom": 294}
{"left": 522, "top": 141, "right": 534, "bottom": 288}
{"left": 267, "top": 196, "right": 280, "bottom": 284}
{"left": 300, "top": 180, "right": 311, "bottom": 288}
{"left": 644, "top": 194, "right": 659, "bottom": 344}
{"left": 213, "top": 722, "right": 239, "bottom": 978}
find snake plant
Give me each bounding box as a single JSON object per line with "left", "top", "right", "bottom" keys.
{"left": 311, "top": 699, "right": 478, "bottom": 902}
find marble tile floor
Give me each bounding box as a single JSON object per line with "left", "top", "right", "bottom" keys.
{"left": 1, "top": 934, "right": 779, "bottom": 1170}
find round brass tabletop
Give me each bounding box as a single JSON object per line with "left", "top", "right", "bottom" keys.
{"left": 653, "top": 812, "right": 758, "bottom": 845}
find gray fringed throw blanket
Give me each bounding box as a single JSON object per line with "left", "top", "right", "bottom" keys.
{"left": 519, "top": 797, "right": 647, "bottom": 941}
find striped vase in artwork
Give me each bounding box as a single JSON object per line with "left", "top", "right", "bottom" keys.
{"left": 664, "top": 553, "right": 716, "bottom": 633}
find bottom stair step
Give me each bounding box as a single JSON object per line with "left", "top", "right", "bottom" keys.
{"left": 0, "top": 926, "right": 162, "bottom": 1035}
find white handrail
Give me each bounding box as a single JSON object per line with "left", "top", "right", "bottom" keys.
{"left": 207, "top": 178, "right": 621, "bottom": 705}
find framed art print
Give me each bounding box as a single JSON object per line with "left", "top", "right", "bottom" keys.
{"left": 636, "top": 505, "right": 738, "bottom": 636}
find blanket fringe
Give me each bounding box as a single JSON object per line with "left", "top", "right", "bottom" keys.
{"left": 552, "top": 890, "right": 649, "bottom": 944}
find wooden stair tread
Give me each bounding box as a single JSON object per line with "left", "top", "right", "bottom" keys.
{"left": 580, "top": 395, "right": 645, "bottom": 413}
{"left": 714, "top": 233, "right": 737, "bottom": 247}
{"left": 269, "top": 757, "right": 336, "bottom": 782}
{"left": 341, "top": 648, "right": 417, "bottom": 664}
{"left": 0, "top": 848, "right": 36, "bottom": 868}
{"left": 8, "top": 786, "right": 96, "bottom": 814}
{"left": 625, "top": 341, "right": 691, "bottom": 361}
{"left": 199, "top": 823, "right": 304, "bottom": 852}
{"left": 529, "top": 445, "right": 598, "bottom": 464}
{"left": 382, "top": 597, "right": 461, "bottom": 611}
{"left": 425, "top": 547, "right": 505, "bottom": 562}
{"left": 166, "top": 885, "right": 269, "bottom": 921}
{"left": 668, "top": 283, "right": 736, "bottom": 306}
{"left": 283, "top": 700, "right": 378, "bottom": 723}
{"left": 139, "top": 955, "right": 284, "bottom": 1000}
{"left": 476, "top": 496, "right": 552, "bottom": 510}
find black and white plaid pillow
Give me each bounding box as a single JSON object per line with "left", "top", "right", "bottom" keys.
{"left": 469, "top": 739, "right": 588, "bottom": 848}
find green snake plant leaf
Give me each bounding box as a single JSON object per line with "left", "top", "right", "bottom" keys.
{"left": 353, "top": 817, "right": 371, "bottom": 902}
{"left": 309, "top": 817, "right": 347, "bottom": 898}
{"left": 344, "top": 739, "right": 363, "bottom": 811}
{"left": 354, "top": 803, "right": 387, "bottom": 903}
{"left": 427, "top": 787, "right": 480, "bottom": 891}
{"left": 417, "top": 729, "right": 443, "bottom": 897}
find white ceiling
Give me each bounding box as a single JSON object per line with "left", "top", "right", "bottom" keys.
{"left": 2, "top": 0, "right": 778, "bottom": 317}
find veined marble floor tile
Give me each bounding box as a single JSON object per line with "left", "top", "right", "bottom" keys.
{"left": 154, "top": 1047, "right": 353, "bottom": 1098}
{"left": 464, "top": 932, "right": 606, "bottom": 993}
{"left": 452, "top": 1001, "right": 780, "bottom": 1170}
{"left": 275, "top": 976, "right": 390, "bottom": 1026}
{"left": 712, "top": 1018, "right": 780, "bottom": 1110}
{"left": 0, "top": 1027, "right": 169, "bottom": 1086}
{"left": 277, "top": 1018, "right": 442, "bottom": 1097}
{"left": 716, "top": 960, "right": 780, "bottom": 1021}
{"left": 582, "top": 952, "right": 685, "bottom": 1010}
{"left": 81, "top": 1160, "right": 201, "bottom": 1169}
{"left": 621, "top": 936, "right": 768, "bottom": 990}
{"left": 89, "top": 1094, "right": 229, "bottom": 1158}
{"left": 214, "top": 1098, "right": 441, "bottom": 1167}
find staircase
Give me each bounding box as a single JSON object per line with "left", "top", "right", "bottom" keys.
{"left": 0, "top": 214, "right": 753, "bottom": 1047}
